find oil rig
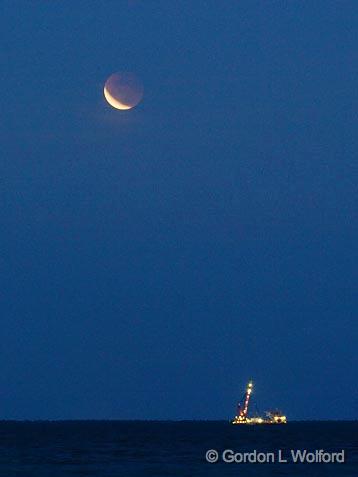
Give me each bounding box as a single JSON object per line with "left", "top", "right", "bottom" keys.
{"left": 231, "top": 381, "right": 287, "bottom": 425}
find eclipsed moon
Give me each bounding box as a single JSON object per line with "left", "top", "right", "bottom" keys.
{"left": 104, "top": 72, "right": 143, "bottom": 110}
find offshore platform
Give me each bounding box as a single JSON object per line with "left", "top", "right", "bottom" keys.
{"left": 231, "top": 381, "right": 287, "bottom": 425}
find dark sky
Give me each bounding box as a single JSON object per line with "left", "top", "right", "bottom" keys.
{"left": 1, "top": 1, "right": 357, "bottom": 420}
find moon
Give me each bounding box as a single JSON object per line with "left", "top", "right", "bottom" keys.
{"left": 104, "top": 72, "right": 143, "bottom": 110}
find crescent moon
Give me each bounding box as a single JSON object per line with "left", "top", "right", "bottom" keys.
{"left": 103, "top": 72, "right": 143, "bottom": 111}
{"left": 103, "top": 86, "right": 132, "bottom": 111}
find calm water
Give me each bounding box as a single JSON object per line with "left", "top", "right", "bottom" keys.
{"left": 0, "top": 421, "right": 356, "bottom": 476}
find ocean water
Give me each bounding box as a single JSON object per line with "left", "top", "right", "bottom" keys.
{"left": 0, "top": 421, "right": 356, "bottom": 476}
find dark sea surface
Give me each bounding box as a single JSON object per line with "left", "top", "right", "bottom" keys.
{"left": 0, "top": 421, "right": 357, "bottom": 476}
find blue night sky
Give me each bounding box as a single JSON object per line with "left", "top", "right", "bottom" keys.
{"left": 1, "top": 1, "right": 357, "bottom": 420}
